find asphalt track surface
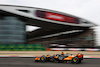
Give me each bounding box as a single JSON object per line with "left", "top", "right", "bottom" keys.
{"left": 0, "top": 58, "right": 100, "bottom": 67}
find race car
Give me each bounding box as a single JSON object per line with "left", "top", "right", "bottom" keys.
{"left": 35, "top": 52, "right": 83, "bottom": 64}
{"left": 35, "top": 54, "right": 54, "bottom": 62}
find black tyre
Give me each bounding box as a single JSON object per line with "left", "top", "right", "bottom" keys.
{"left": 71, "top": 57, "right": 79, "bottom": 64}
{"left": 40, "top": 56, "right": 46, "bottom": 62}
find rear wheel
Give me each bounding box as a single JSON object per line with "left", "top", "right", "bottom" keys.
{"left": 71, "top": 57, "right": 79, "bottom": 64}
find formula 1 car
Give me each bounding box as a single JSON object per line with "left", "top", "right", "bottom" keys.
{"left": 35, "top": 54, "right": 54, "bottom": 62}
{"left": 35, "top": 52, "right": 83, "bottom": 64}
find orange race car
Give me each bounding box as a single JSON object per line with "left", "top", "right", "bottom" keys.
{"left": 35, "top": 52, "right": 83, "bottom": 64}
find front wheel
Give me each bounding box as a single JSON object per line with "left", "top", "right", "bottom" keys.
{"left": 40, "top": 56, "right": 46, "bottom": 62}
{"left": 71, "top": 57, "right": 79, "bottom": 64}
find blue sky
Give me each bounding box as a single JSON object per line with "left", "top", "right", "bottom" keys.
{"left": 0, "top": 0, "right": 100, "bottom": 46}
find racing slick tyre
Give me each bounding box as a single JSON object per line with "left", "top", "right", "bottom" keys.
{"left": 40, "top": 56, "right": 46, "bottom": 62}
{"left": 71, "top": 57, "right": 79, "bottom": 64}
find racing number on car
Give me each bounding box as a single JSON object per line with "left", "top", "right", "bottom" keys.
{"left": 58, "top": 56, "right": 63, "bottom": 60}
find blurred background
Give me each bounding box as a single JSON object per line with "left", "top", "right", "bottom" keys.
{"left": 0, "top": 0, "right": 100, "bottom": 51}
{"left": 0, "top": 1, "right": 100, "bottom": 67}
